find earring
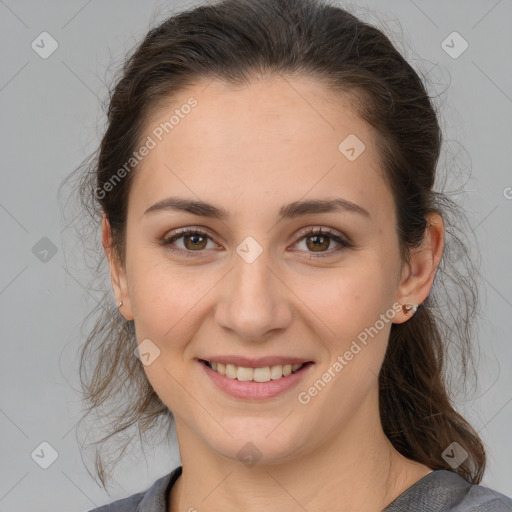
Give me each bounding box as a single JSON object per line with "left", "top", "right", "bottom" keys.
{"left": 117, "top": 301, "right": 123, "bottom": 308}
{"left": 402, "top": 304, "right": 418, "bottom": 315}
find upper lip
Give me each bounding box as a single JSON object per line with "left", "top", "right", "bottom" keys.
{"left": 199, "top": 356, "right": 314, "bottom": 367}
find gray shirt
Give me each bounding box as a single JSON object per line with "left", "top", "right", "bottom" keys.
{"left": 88, "top": 466, "right": 512, "bottom": 511}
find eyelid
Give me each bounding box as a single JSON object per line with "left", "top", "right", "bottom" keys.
{"left": 293, "top": 226, "right": 349, "bottom": 243}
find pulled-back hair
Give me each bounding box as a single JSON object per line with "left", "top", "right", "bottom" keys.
{"left": 63, "top": 0, "right": 484, "bottom": 489}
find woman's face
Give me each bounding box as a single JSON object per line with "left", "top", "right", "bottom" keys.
{"left": 108, "top": 75, "right": 416, "bottom": 465}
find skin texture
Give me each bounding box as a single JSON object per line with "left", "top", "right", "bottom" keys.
{"left": 103, "top": 74, "right": 444, "bottom": 512}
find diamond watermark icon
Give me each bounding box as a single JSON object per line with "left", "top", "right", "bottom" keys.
{"left": 236, "top": 236, "right": 263, "bottom": 264}
{"left": 442, "top": 441, "right": 468, "bottom": 469}
{"left": 236, "top": 442, "right": 262, "bottom": 467}
{"left": 441, "top": 32, "right": 468, "bottom": 59}
{"left": 134, "top": 338, "right": 161, "bottom": 366}
{"left": 31, "top": 441, "right": 59, "bottom": 469}
{"left": 338, "top": 134, "right": 366, "bottom": 161}
{"left": 31, "top": 32, "right": 59, "bottom": 59}
{"left": 32, "top": 236, "right": 58, "bottom": 263}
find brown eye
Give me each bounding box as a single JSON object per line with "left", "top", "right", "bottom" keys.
{"left": 293, "top": 227, "right": 352, "bottom": 258}
{"left": 161, "top": 228, "right": 216, "bottom": 257}
{"left": 182, "top": 233, "right": 208, "bottom": 250}
{"left": 161, "top": 226, "right": 351, "bottom": 259}
{"left": 305, "top": 233, "right": 331, "bottom": 252}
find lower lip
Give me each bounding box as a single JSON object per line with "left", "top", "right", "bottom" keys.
{"left": 199, "top": 360, "right": 314, "bottom": 400}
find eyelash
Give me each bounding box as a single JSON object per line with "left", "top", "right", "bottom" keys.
{"left": 160, "top": 226, "right": 352, "bottom": 259}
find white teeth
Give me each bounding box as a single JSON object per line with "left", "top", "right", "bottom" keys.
{"left": 253, "top": 367, "right": 271, "bottom": 382}
{"left": 225, "top": 364, "right": 237, "bottom": 379}
{"left": 237, "top": 366, "right": 253, "bottom": 381}
{"left": 207, "top": 361, "right": 306, "bottom": 381}
{"left": 270, "top": 365, "right": 283, "bottom": 379}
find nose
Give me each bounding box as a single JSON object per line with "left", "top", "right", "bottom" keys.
{"left": 214, "top": 248, "right": 293, "bottom": 342}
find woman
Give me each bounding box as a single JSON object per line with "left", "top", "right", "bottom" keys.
{"left": 72, "top": 0, "right": 512, "bottom": 510}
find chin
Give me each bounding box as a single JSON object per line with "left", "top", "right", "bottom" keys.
{"left": 204, "top": 419, "right": 310, "bottom": 467}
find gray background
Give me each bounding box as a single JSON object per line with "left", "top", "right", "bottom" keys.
{"left": 1, "top": 0, "right": 511, "bottom": 510}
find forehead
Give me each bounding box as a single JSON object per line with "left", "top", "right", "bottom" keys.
{"left": 128, "top": 75, "right": 393, "bottom": 224}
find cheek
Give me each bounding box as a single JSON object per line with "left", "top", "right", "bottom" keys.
{"left": 127, "top": 258, "right": 208, "bottom": 409}
{"left": 306, "top": 257, "right": 399, "bottom": 389}
{"left": 306, "top": 260, "right": 396, "bottom": 336}
{"left": 126, "top": 249, "right": 222, "bottom": 357}
{"left": 130, "top": 266, "right": 197, "bottom": 336}
{"left": 298, "top": 269, "right": 395, "bottom": 420}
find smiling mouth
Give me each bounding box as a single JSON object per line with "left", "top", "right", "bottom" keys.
{"left": 199, "top": 359, "right": 313, "bottom": 382}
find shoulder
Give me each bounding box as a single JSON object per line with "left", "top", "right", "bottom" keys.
{"left": 458, "top": 480, "right": 512, "bottom": 512}
{"left": 87, "top": 466, "right": 182, "bottom": 512}
{"left": 384, "top": 470, "right": 512, "bottom": 512}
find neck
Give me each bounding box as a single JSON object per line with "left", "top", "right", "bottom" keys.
{"left": 169, "top": 390, "right": 431, "bottom": 512}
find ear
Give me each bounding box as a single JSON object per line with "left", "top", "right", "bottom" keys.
{"left": 102, "top": 213, "right": 134, "bottom": 321}
{"left": 393, "top": 212, "right": 444, "bottom": 324}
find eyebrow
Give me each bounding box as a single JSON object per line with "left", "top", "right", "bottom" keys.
{"left": 144, "top": 196, "right": 371, "bottom": 221}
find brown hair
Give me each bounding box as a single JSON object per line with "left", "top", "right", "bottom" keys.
{"left": 61, "top": 0, "right": 485, "bottom": 489}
